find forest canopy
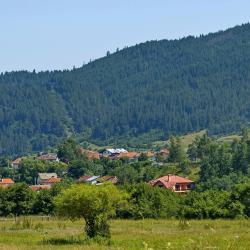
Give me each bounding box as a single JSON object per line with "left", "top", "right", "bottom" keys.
{"left": 1, "top": 24, "right": 250, "bottom": 155}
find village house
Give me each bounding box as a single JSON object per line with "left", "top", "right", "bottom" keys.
{"left": 110, "top": 151, "right": 139, "bottom": 161}
{"left": 78, "top": 175, "right": 118, "bottom": 185}
{"left": 79, "top": 148, "right": 100, "bottom": 160}
{"left": 36, "top": 153, "right": 59, "bottom": 162}
{"left": 37, "top": 173, "right": 61, "bottom": 186}
{"left": 11, "top": 157, "right": 23, "bottom": 169}
{"left": 159, "top": 148, "right": 170, "bottom": 159}
{"left": 0, "top": 178, "right": 14, "bottom": 188}
{"left": 78, "top": 175, "right": 100, "bottom": 185}
{"left": 101, "top": 148, "right": 128, "bottom": 157}
{"left": 149, "top": 174, "right": 194, "bottom": 193}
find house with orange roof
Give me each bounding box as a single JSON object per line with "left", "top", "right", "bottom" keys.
{"left": 80, "top": 148, "right": 100, "bottom": 160}
{"left": 37, "top": 173, "right": 61, "bottom": 186}
{"left": 111, "top": 151, "right": 139, "bottom": 160}
{"left": 0, "top": 178, "right": 14, "bottom": 188}
{"left": 149, "top": 174, "right": 194, "bottom": 193}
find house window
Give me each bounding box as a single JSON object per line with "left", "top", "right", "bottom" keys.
{"left": 175, "top": 184, "right": 180, "bottom": 191}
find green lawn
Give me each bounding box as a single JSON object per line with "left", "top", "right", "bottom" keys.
{"left": 0, "top": 217, "right": 249, "bottom": 249}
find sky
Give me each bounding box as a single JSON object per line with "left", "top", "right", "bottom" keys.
{"left": 0, "top": 0, "right": 250, "bottom": 72}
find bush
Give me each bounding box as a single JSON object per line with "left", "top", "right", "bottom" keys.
{"left": 183, "top": 190, "right": 231, "bottom": 219}
{"left": 55, "top": 184, "right": 128, "bottom": 238}
{"left": 121, "top": 183, "right": 181, "bottom": 219}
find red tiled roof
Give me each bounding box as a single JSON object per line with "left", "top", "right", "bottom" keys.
{"left": 42, "top": 177, "right": 61, "bottom": 184}
{"left": 80, "top": 148, "right": 100, "bottom": 160}
{"left": 113, "top": 152, "right": 139, "bottom": 159}
{"left": 45, "top": 177, "right": 61, "bottom": 183}
{"left": 149, "top": 175, "right": 193, "bottom": 189}
{"left": 0, "top": 178, "right": 14, "bottom": 184}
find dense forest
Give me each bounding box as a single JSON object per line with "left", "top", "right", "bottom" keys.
{"left": 2, "top": 23, "right": 250, "bottom": 155}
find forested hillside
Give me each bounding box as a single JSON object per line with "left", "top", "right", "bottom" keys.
{"left": 1, "top": 23, "right": 250, "bottom": 155}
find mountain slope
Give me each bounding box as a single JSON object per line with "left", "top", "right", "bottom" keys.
{"left": 1, "top": 23, "right": 250, "bottom": 155}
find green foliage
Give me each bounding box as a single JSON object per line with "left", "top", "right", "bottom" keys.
{"left": 183, "top": 190, "right": 231, "bottom": 219}
{"left": 168, "top": 137, "right": 185, "bottom": 163}
{"left": 17, "top": 158, "right": 68, "bottom": 184}
{"left": 3, "top": 24, "right": 250, "bottom": 155}
{"left": 230, "top": 182, "right": 250, "bottom": 217}
{"left": 6, "top": 183, "right": 35, "bottom": 216}
{"left": 68, "top": 159, "right": 103, "bottom": 179}
{"left": 55, "top": 184, "right": 127, "bottom": 238}
{"left": 57, "top": 138, "right": 82, "bottom": 163}
{"left": 122, "top": 183, "right": 181, "bottom": 219}
{"left": 32, "top": 189, "right": 54, "bottom": 215}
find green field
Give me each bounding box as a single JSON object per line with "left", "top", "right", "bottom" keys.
{"left": 0, "top": 217, "right": 249, "bottom": 250}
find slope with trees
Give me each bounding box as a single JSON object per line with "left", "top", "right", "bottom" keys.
{"left": 2, "top": 24, "right": 250, "bottom": 155}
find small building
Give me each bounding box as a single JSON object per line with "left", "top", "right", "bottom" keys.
{"left": 101, "top": 148, "right": 128, "bottom": 157}
{"left": 37, "top": 173, "right": 61, "bottom": 186}
{"left": 78, "top": 175, "right": 100, "bottom": 185}
{"left": 149, "top": 174, "right": 194, "bottom": 193}
{"left": 159, "top": 149, "right": 170, "bottom": 159}
{"left": 78, "top": 175, "right": 118, "bottom": 185}
{"left": 0, "top": 178, "right": 14, "bottom": 188}
{"left": 11, "top": 157, "right": 23, "bottom": 169}
{"left": 36, "top": 153, "right": 59, "bottom": 162}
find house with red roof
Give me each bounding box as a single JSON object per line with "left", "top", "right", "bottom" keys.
{"left": 37, "top": 173, "right": 61, "bottom": 186}
{"left": 0, "top": 178, "right": 14, "bottom": 188}
{"left": 79, "top": 148, "right": 100, "bottom": 160}
{"left": 149, "top": 174, "right": 194, "bottom": 193}
{"left": 111, "top": 151, "right": 139, "bottom": 160}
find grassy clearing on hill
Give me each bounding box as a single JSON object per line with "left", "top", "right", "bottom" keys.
{"left": 153, "top": 130, "right": 206, "bottom": 151}
{"left": 82, "top": 130, "right": 244, "bottom": 153}
{"left": 0, "top": 217, "right": 249, "bottom": 250}
{"left": 217, "top": 134, "right": 241, "bottom": 144}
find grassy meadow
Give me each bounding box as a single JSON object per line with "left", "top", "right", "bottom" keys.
{"left": 0, "top": 217, "right": 249, "bottom": 250}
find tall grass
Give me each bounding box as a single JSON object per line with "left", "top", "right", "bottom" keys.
{"left": 0, "top": 217, "right": 249, "bottom": 249}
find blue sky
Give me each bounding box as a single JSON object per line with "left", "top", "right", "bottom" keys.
{"left": 0, "top": 0, "right": 250, "bottom": 72}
